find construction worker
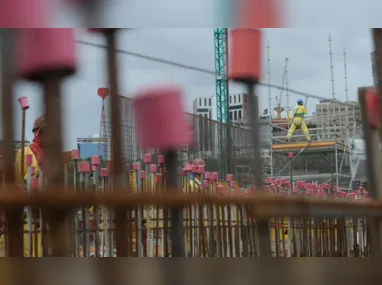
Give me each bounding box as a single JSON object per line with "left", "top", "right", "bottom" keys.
{"left": 189, "top": 158, "right": 204, "bottom": 192}
{"left": 12, "top": 115, "right": 43, "bottom": 256}
{"left": 286, "top": 99, "right": 311, "bottom": 142}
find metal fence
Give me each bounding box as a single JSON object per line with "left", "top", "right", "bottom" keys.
{"left": 105, "top": 96, "right": 273, "bottom": 186}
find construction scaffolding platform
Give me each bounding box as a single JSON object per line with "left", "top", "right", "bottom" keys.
{"left": 272, "top": 140, "right": 347, "bottom": 155}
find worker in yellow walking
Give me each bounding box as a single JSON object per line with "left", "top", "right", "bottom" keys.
{"left": 15, "top": 116, "right": 43, "bottom": 257}
{"left": 286, "top": 99, "right": 311, "bottom": 142}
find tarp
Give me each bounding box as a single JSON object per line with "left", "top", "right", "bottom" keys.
{"left": 348, "top": 138, "right": 367, "bottom": 181}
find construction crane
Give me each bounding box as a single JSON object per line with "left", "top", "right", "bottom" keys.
{"left": 274, "top": 56, "right": 289, "bottom": 119}
{"left": 213, "top": 28, "right": 229, "bottom": 177}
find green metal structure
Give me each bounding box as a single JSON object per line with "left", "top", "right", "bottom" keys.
{"left": 213, "top": 28, "right": 229, "bottom": 177}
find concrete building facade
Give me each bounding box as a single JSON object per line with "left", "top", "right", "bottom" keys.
{"left": 314, "top": 99, "right": 361, "bottom": 143}
{"left": 192, "top": 96, "right": 213, "bottom": 119}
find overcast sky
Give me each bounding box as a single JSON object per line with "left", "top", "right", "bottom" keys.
{"left": 12, "top": 28, "right": 374, "bottom": 149}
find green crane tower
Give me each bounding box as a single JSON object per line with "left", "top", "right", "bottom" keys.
{"left": 213, "top": 28, "right": 229, "bottom": 178}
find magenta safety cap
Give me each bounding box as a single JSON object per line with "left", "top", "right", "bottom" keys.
{"left": 17, "top": 28, "right": 77, "bottom": 81}
{"left": 204, "top": 172, "right": 211, "bottom": 179}
{"left": 0, "top": 0, "right": 48, "bottom": 28}
{"left": 91, "top": 155, "right": 101, "bottom": 166}
{"left": 157, "top": 155, "right": 165, "bottom": 165}
{"left": 183, "top": 163, "right": 192, "bottom": 172}
{"left": 144, "top": 153, "right": 151, "bottom": 163}
{"left": 197, "top": 165, "right": 205, "bottom": 174}
{"left": 72, "top": 149, "right": 79, "bottom": 160}
{"left": 82, "top": 162, "right": 91, "bottom": 173}
{"left": 155, "top": 173, "right": 162, "bottom": 184}
{"left": 191, "top": 165, "right": 197, "bottom": 173}
{"left": 212, "top": 172, "right": 218, "bottom": 180}
{"left": 150, "top": 164, "right": 157, "bottom": 173}
{"left": 100, "top": 168, "right": 109, "bottom": 178}
{"left": 26, "top": 154, "right": 33, "bottom": 166}
{"left": 229, "top": 181, "right": 235, "bottom": 188}
{"left": 133, "top": 162, "right": 139, "bottom": 171}
{"left": 141, "top": 170, "right": 146, "bottom": 179}
{"left": 18, "top": 97, "right": 30, "bottom": 110}
{"left": 132, "top": 85, "right": 189, "bottom": 150}
{"left": 125, "top": 164, "right": 131, "bottom": 172}
{"left": 226, "top": 174, "right": 233, "bottom": 182}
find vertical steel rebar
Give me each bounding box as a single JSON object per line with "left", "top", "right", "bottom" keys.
{"left": 105, "top": 29, "right": 129, "bottom": 257}
{"left": 1, "top": 29, "right": 24, "bottom": 257}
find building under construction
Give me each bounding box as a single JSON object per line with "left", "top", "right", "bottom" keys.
{"left": 1, "top": 24, "right": 382, "bottom": 270}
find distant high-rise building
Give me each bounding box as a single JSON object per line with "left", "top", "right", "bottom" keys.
{"left": 192, "top": 96, "right": 213, "bottom": 119}
{"left": 315, "top": 100, "right": 361, "bottom": 143}
{"left": 228, "top": 93, "right": 248, "bottom": 124}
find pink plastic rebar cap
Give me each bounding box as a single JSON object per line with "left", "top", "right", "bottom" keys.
{"left": 72, "top": 149, "right": 79, "bottom": 160}
{"left": 100, "top": 168, "right": 109, "bottom": 178}
{"left": 365, "top": 88, "right": 381, "bottom": 128}
{"left": 125, "top": 164, "right": 131, "bottom": 172}
{"left": 205, "top": 172, "right": 211, "bottom": 179}
{"left": 226, "top": 174, "right": 233, "bottom": 182}
{"left": 133, "top": 162, "right": 139, "bottom": 171}
{"left": 0, "top": 0, "right": 47, "bottom": 28}
{"left": 229, "top": 181, "right": 235, "bottom": 188}
{"left": 31, "top": 177, "right": 39, "bottom": 190}
{"left": 18, "top": 97, "right": 30, "bottom": 110}
{"left": 292, "top": 187, "right": 298, "bottom": 193}
{"left": 266, "top": 177, "right": 273, "bottom": 184}
{"left": 157, "top": 155, "right": 165, "bottom": 165}
{"left": 191, "top": 165, "right": 197, "bottom": 173}
{"left": 203, "top": 180, "right": 208, "bottom": 188}
{"left": 91, "top": 155, "right": 101, "bottom": 166}
{"left": 132, "top": 85, "right": 189, "bottom": 150}
{"left": 141, "top": 171, "right": 146, "bottom": 179}
{"left": 82, "top": 162, "right": 91, "bottom": 173}
{"left": 150, "top": 164, "right": 157, "bottom": 173}
{"left": 217, "top": 184, "right": 223, "bottom": 193}
{"left": 183, "top": 163, "right": 192, "bottom": 172}
{"left": 198, "top": 165, "right": 205, "bottom": 174}
{"left": 155, "top": 173, "right": 162, "bottom": 184}
{"left": 144, "top": 153, "right": 151, "bottom": 164}
{"left": 321, "top": 183, "right": 329, "bottom": 190}
{"left": 212, "top": 172, "right": 218, "bottom": 180}
{"left": 347, "top": 193, "right": 356, "bottom": 200}
{"left": 17, "top": 29, "right": 77, "bottom": 81}
{"left": 77, "top": 162, "right": 84, "bottom": 173}
{"left": 26, "top": 154, "right": 33, "bottom": 166}
{"left": 228, "top": 29, "right": 262, "bottom": 82}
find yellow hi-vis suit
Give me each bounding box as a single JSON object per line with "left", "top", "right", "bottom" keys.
{"left": 287, "top": 105, "right": 311, "bottom": 141}
{"left": 0, "top": 146, "right": 42, "bottom": 257}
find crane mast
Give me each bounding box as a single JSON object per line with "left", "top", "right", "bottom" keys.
{"left": 213, "top": 28, "right": 229, "bottom": 177}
